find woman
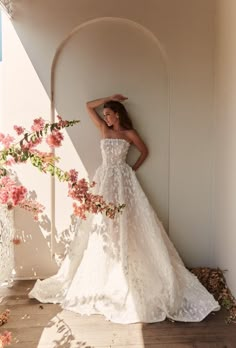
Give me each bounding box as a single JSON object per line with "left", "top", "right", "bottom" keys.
{"left": 86, "top": 94, "right": 148, "bottom": 171}
{"left": 29, "top": 94, "right": 220, "bottom": 324}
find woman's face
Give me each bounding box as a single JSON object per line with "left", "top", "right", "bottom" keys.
{"left": 103, "top": 108, "right": 118, "bottom": 127}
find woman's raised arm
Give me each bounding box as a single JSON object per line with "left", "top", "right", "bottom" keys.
{"left": 86, "top": 95, "right": 128, "bottom": 129}
{"left": 86, "top": 96, "right": 111, "bottom": 129}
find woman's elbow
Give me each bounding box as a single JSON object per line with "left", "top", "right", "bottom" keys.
{"left": 143, "top": 148, "right": 149, "bottom": 159}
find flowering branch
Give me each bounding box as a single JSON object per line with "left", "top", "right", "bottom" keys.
{"left": 0, "top": 116, "right": 125, "bottom": 220}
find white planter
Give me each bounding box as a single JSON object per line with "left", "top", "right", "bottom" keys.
{"left": 0, "top": 205, "right": 15, "bottom": 287}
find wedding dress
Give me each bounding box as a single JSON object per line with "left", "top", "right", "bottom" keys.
{"left": 29, "top": 138, "right": 220, "bottom": 323}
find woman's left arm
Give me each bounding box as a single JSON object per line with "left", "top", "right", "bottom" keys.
{"left": 128, "top": 130, "right": 149, "bottom": 171}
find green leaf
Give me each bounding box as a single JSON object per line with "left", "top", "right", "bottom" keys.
{"left": 21, "top": 151, "right": 29, "bottom": 161}
{"left": 30, "top": 135, "right": 36, "bottom": 142}
{"left": 0, "top": 166, "right": 7, "bottom": 177}
{"left": 50, "top": 124, "right": 56, "bottom": 132}
{"left": 24, "top": 133, "right": 29, "bottom": 142}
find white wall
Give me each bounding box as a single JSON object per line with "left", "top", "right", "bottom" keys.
{"left": 0, "top": 13, "right": 58, "bottom": 278}
{"left": 1, "top": 0, "right": 216, "bottom": 277}
{"left": 213, "top": 0, "right": 236, "bottom": 295}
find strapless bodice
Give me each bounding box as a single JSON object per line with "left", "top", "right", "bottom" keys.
{"left": 100, "top": 138, "right": 130, "bottom": 166}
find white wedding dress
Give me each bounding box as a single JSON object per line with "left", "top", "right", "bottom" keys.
{"left": 29, "top": 138, "right": 220, "bottom": 324}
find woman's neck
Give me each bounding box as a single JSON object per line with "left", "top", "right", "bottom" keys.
{"left": 112, "top": 124, "right": 125, "bottom": 132}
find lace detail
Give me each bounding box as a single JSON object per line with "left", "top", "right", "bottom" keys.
{"left": 0, "top": 205, "right": 15, "bottom": 286}
{"left": 29, "top": 138, "right": 220, "bottom": 323}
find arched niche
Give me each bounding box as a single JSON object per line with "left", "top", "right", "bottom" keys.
{"left": 51, "top": 17, "right": 171, "bottom": 249}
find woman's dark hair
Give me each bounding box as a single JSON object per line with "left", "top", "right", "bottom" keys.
{"left": 103, "top": 101, "right": 133, "bottom": 130}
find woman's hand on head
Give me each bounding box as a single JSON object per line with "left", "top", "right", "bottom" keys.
{"left": 111, "top": 94, "right": 128, "bottom": 102}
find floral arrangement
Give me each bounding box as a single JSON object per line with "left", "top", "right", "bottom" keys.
{"left": 0, "top": 310, "right": 11, "bottom": 347}
{"left": 190, "top": 267, "right": 236, "bottom": 323}
{"left": 0, "top": 331, "right": 11, "bottom": 348}
{"left": 0, "top": 116, "right": 124, "bottom": 220}
{"left": 0, "top": 116, "right": 125, "bottom": 344}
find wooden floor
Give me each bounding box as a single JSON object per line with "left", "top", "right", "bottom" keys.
{"left": 0, "top": 281, "right": 235, "bottom": 348}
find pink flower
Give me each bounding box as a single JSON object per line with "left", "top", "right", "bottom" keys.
{"left": 31, "top": 117, "right": 45, "bottom": 132}
{"left": 68, "top": 169, "right": 78, "bottom": 183}
{"left": 0, "top": 134, "right": 15, "bottom": 149}
{"left": 13, "top": 125, "right": 25, "bottom": 135}
{"left": 0, "top": 331, "right": 12, "bottom": 346}
{"left": 57, "top": 115, "right": 69, "bottom": 128}
{"left": 0, "top": 177, "right": 27, "bottom": 207}
{"left": 46, "top": 130, "right": 64, "bottom": 147}
{"left": 11, "top": 185, "right": 27, "bottom": 205}
{"left": 66, "top": 176, "right": 122, "bottom": 219}
{"left": 0, "top": 190, "right": 9, "bottom": 204}
{"left": 73, "top": 203, "right": 87, "bottom": 220}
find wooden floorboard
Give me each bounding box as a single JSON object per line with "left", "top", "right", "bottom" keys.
{"left": 0, "top": 281, "right": 235, "bottom": 348}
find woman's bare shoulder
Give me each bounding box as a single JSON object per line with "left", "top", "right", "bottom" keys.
{"left": 125, "top": 129, "right": 139, "bottom": 140}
